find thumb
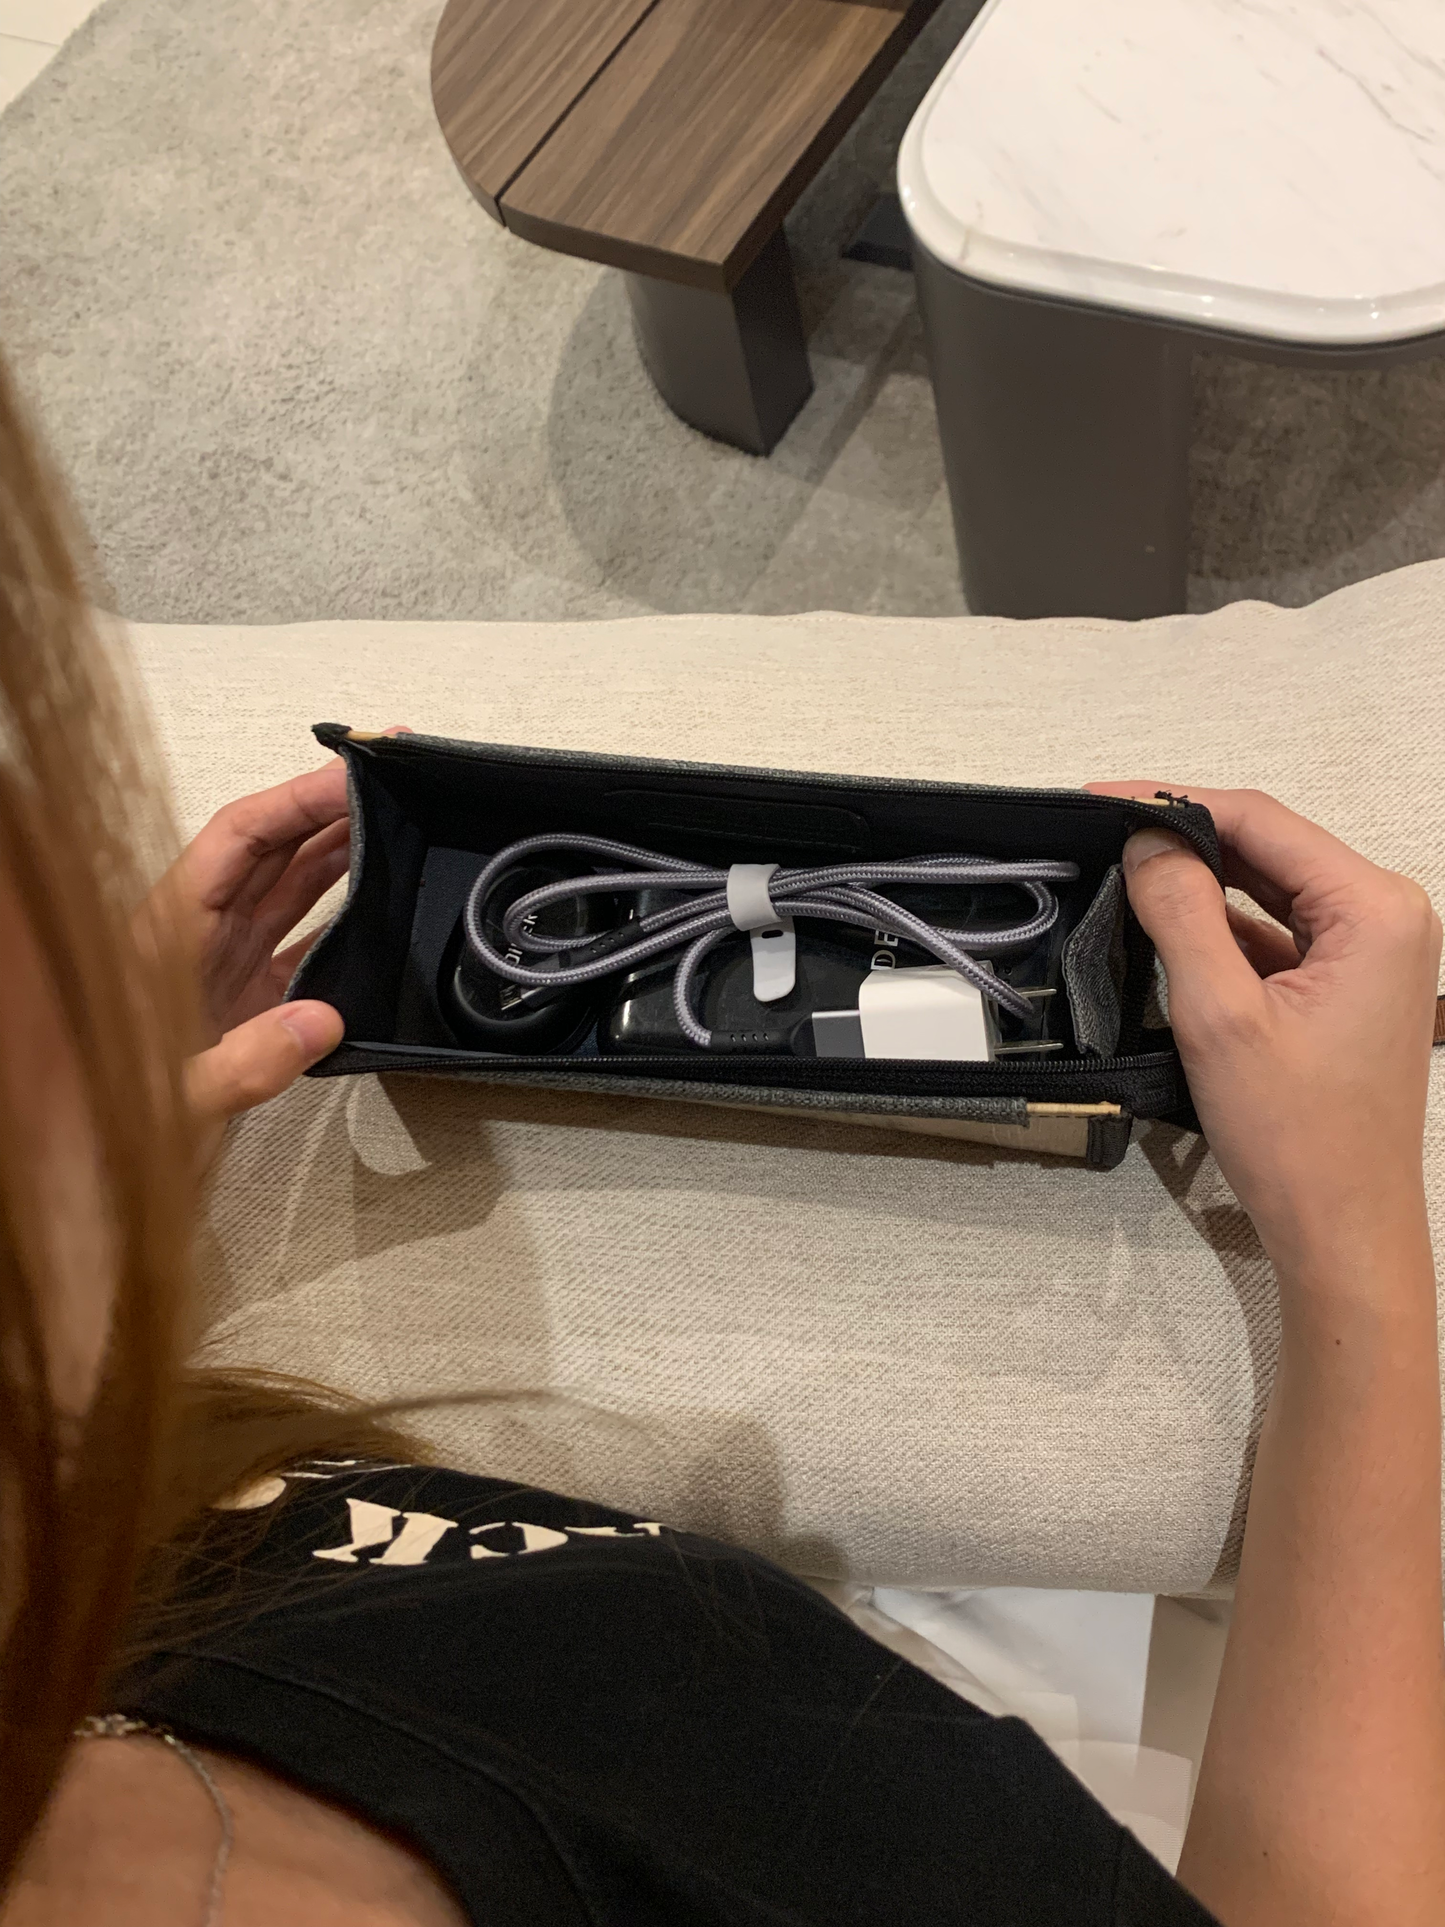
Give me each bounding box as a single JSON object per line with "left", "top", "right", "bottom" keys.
{"left": 185, "top": 1000, "right": 344, "bottom": 1126}
{"left": 1122, "top": 829, "right": 1257, "bottom": 1017}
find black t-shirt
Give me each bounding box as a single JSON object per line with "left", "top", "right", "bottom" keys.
{"left": 115, "top": 1461, "right": 1217, "bottom": 1926}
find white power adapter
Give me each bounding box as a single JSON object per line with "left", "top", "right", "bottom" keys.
{"left": 857, "top": 966, "right": 997, "bottom": 1060}
{"left": 811, "top": 965, "right": 999, "bottom": 1061}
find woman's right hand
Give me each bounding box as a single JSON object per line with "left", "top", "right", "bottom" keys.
{"left": 1085, "top": 784, "right": 1440, "bottom": 1287}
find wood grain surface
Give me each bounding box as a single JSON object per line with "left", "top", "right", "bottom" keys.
{"left": 431, "top": 0, "right": 659, "bottom": 222}
{"left": 499, "top": 0, "right": 940, "bottom": 288}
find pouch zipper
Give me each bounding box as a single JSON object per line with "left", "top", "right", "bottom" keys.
{"left": 328, "top": 1040, "right": 1189, "bottom": 1112}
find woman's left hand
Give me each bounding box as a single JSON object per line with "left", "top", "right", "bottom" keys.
{"left": 163, "top": 733, "right": 407, "bottom": 1130}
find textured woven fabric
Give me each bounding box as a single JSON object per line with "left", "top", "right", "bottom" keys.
{"left": 130, "top": 560, "right": 1445, "bottom": 1591}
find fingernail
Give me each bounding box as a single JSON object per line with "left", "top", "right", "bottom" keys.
{"left": 279, "top": 1001, "right": 344, "bottom": 1059}
{"left": 1122, "top": 828, "right": 1194, "bottom": 876}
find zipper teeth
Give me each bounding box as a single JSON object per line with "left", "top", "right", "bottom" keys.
{"left": 343, "top": 1044, "right": 1180, "bottom": 1082}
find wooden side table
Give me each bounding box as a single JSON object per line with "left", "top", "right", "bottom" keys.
{"left": 432, "top": 0, "right": 944, "bottom": 454}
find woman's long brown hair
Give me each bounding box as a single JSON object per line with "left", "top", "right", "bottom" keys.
{"left": 0, "top": 358, "right": 417, "bottom": 1888}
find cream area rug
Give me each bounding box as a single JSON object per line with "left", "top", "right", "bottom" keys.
{"left": 3, "top": 0, "right": 1445, "bottom": 624}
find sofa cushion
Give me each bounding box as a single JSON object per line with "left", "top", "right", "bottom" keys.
{"left": 129, "top": 559, "right": 1445, "bottom": 1592}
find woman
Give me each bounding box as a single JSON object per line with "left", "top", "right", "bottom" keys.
{"left": 0, "top": 353, "right": 1441, "bottom": 1927}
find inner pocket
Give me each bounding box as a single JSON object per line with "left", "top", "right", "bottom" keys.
{"left": 1060, "top": 864, "right": 1127, "bottom": 1057}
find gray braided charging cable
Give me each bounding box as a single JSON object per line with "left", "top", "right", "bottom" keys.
{"left": 462, "top": 833, "right": 1079, "bottom": 1046}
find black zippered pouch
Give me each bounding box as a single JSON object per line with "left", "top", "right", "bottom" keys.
{"left": 290, "top": 726, "right": 1220, "bottom": 1170}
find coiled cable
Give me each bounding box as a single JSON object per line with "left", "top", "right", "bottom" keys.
{"left": 463, "top": 834, "right": 1080, "bottom": 1048}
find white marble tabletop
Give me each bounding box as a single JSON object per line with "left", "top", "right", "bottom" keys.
{"left": 898, "top": 0, "right": 1445, "bottom": 344}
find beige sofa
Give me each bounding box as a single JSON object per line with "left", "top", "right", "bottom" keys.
{"left": 130, "top": 559, "right": 1445, "bottom": 1596}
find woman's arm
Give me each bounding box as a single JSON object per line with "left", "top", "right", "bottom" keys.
{"left": 1089, "top": 784, "right": 1445, "bottom": 1927}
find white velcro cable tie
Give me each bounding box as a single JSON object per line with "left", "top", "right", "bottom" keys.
{"left": 726, "top": 862, "right": 797, "bottom": 1003}
{"left": 726, "top": 863, "right": 782, "bottom": 930}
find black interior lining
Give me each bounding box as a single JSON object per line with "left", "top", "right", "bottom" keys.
{"left": 292, "top": 730, "right": 1216, "bottom": 1120}
{"left": 352, "top": 735, "right": 1161, "bottom": 875}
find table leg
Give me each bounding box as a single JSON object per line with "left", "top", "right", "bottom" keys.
{"left": 624, "top": 227, "right": 814, "bottom": 457}
{"left": 913, "top": 243, "right": 1192, "bottom": 619}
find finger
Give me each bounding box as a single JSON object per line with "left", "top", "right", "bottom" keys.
{"left": 1227, "top": 903, "right": 1303, "bottom": 977}
{"left": 242, "top": 729, "right": 411, "bottom": 936}
{"left": 1085, "top": 779, "right": 1292, "bottom": 924}
{"left": 1215, "top": 854, "right": 1296, "bottom": 929}
{"left": 1087, "top": 781, "right": 1373, "bottom": 922}
{"left": 269, "top": 921, "right": 333, "bottom": 985}
{"left": 1121, "top": 828, "right": 1262, "bottom": 1021}
{"left": 177, "top": 763, "right": 351, "bottom": 918}
{"left": 184, "top": 1001, "right": 344, "bottom": 1124}
{"left": 217, "top": 924, "right": 335, "bottom": 1029}
{"left": 252, "top": 818, "right": 351, "bottom": 949}
{"left": 184, "top": 734, "right": 414, "bottom": 918}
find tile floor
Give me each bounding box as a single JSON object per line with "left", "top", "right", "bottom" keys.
{"left": 0, "top": 0, "right": 100, "bottom": 111}
{"left": 849, "top": 1584, "right": 1229, "bottom": 1870}
{"left": 0, "top": 0, "right": 1232, "bottom": 1870}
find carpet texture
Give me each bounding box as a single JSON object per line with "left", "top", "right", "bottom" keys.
{"left": 3, "top": 0, "right": 1445, "bottom": 624}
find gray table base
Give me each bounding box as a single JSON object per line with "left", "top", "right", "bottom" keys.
{"left": 625, "top": 228, "right": 814, "bottom": 457}
{"left": 912, "top": 237, "right": 1445, "bottom": 620}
